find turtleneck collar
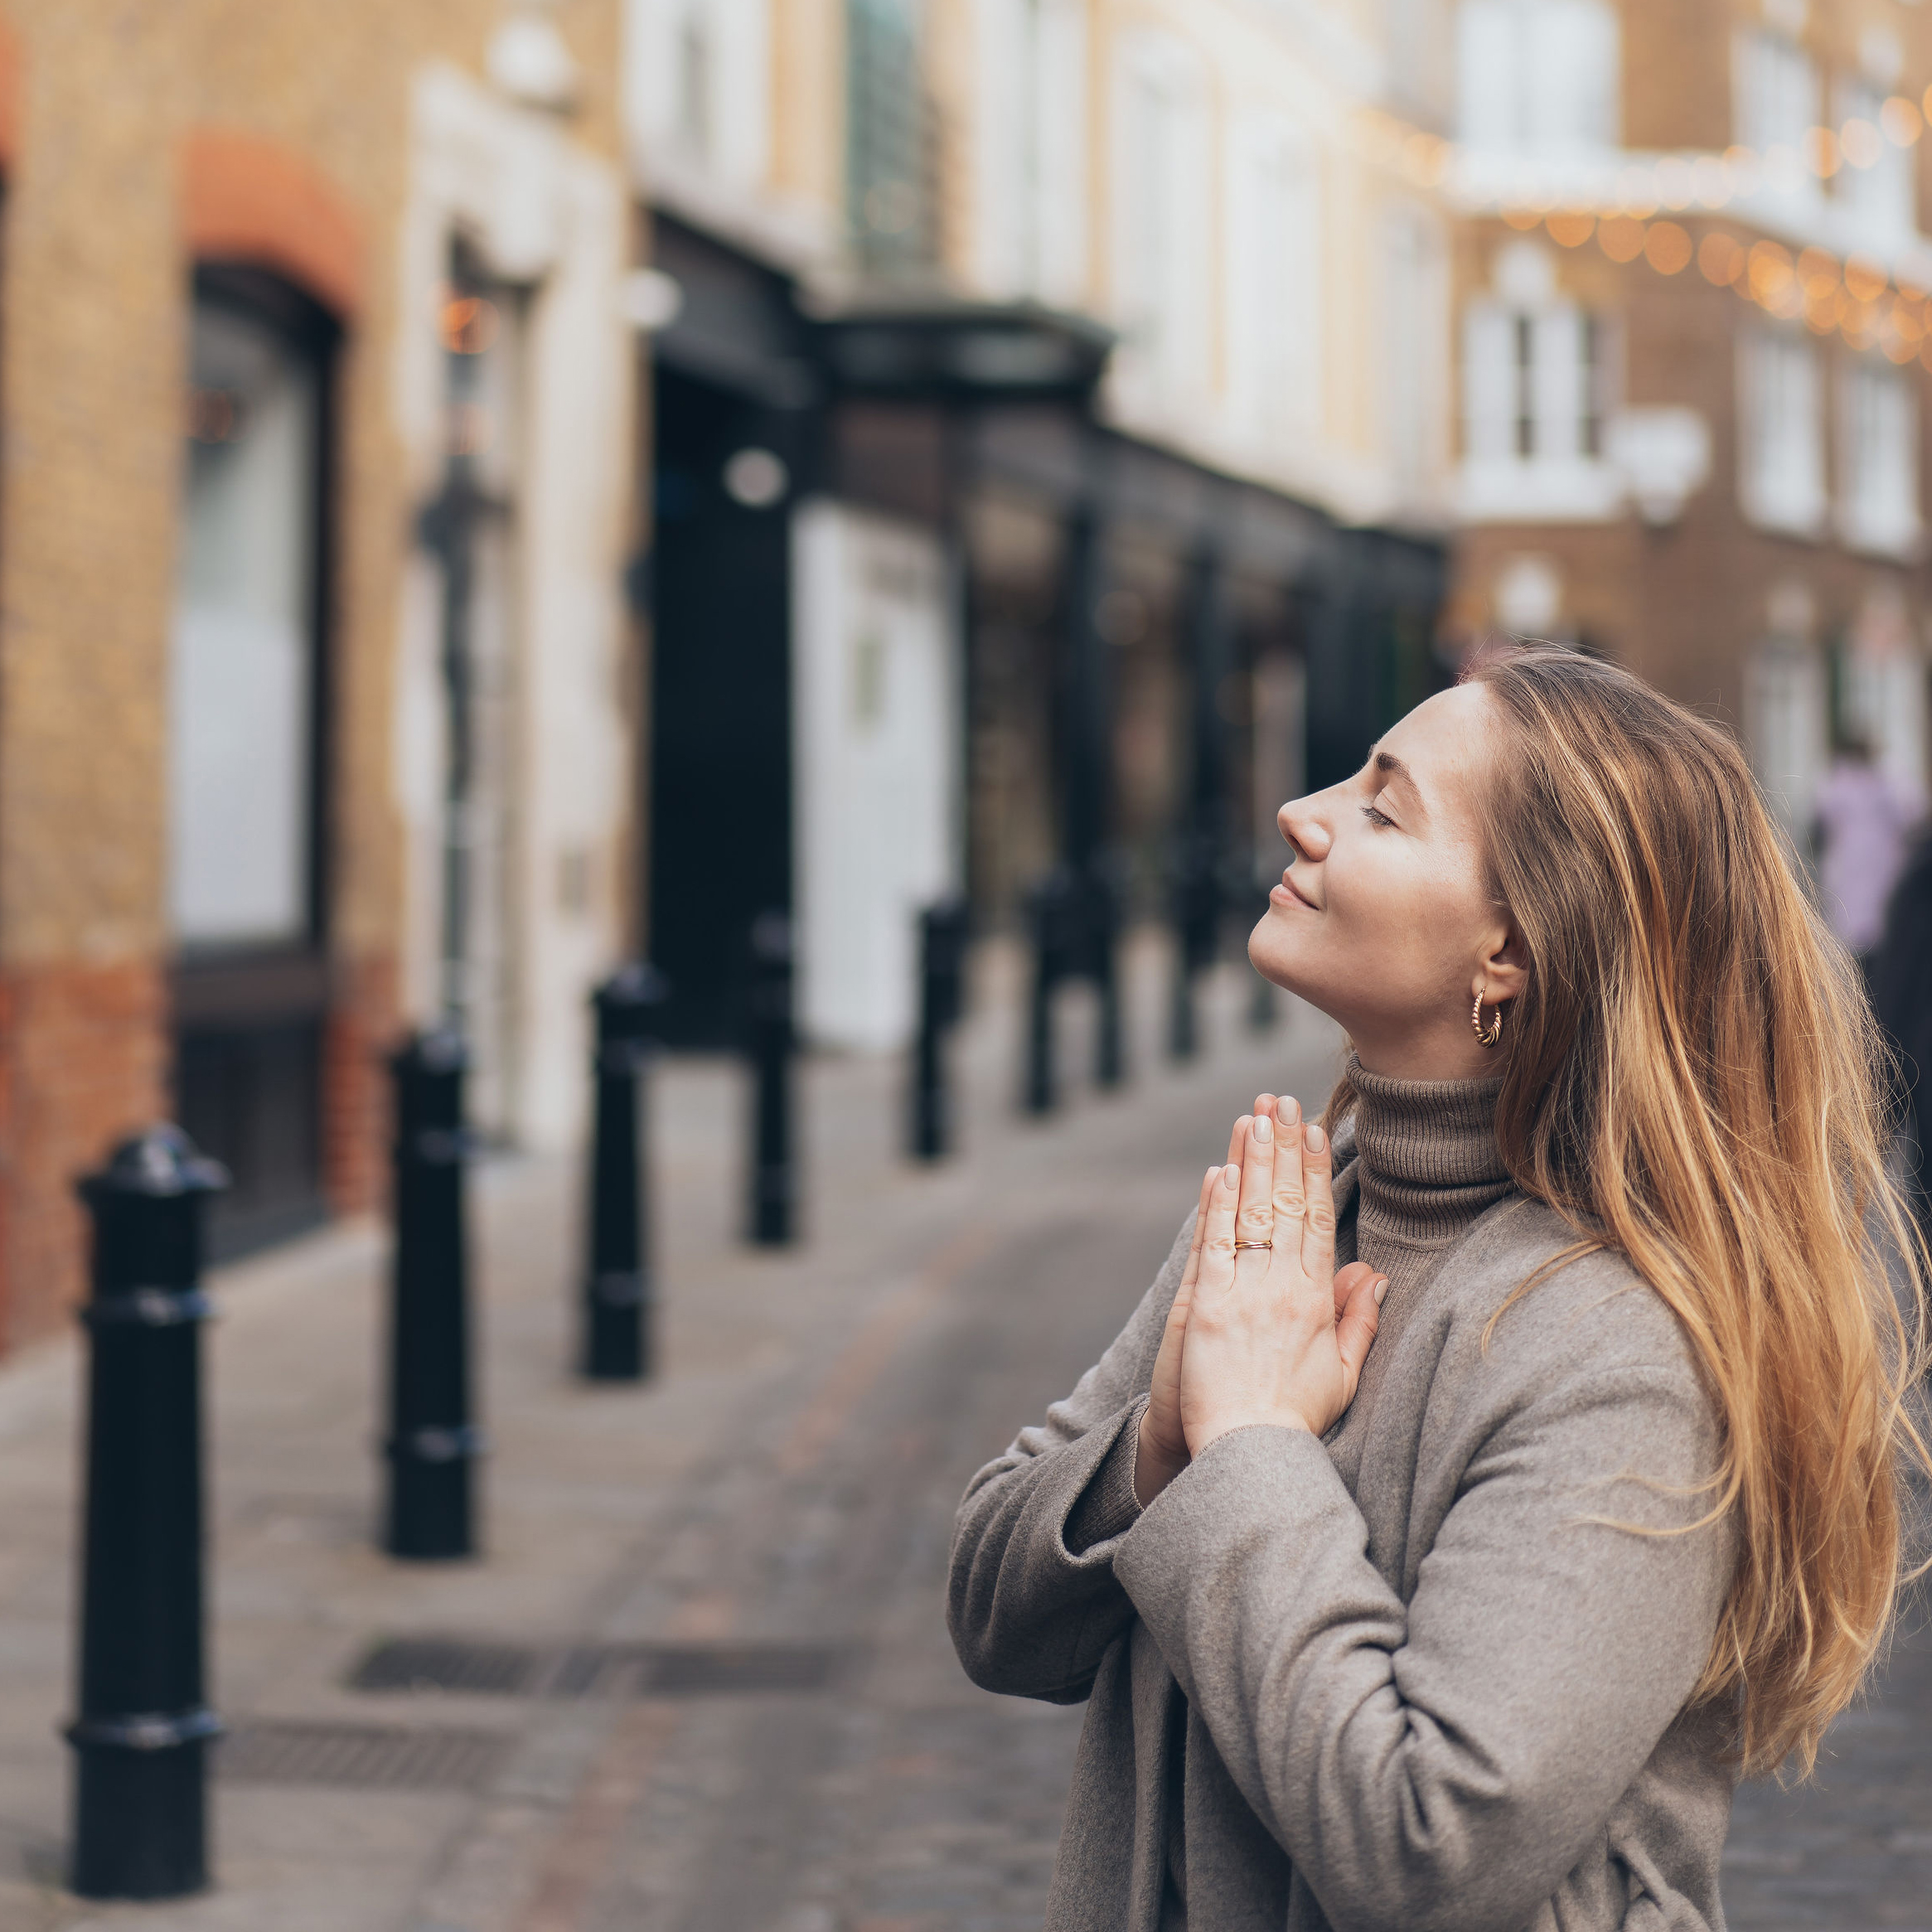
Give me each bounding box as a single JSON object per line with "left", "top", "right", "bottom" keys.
{"left": 1345, "top": 1053, "right": 1513, "bottom": 1250}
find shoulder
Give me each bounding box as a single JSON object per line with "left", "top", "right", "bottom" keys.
{"left": 1434, "top": 1197, "right": 1707, "bottom": 1399}
{"left": 1412, "top": 1203, "right": 1727, "bottom": 1518}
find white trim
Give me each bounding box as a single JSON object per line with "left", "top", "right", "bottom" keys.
{"left": 391, "top": 62, "right": 633, "bottom": 1150}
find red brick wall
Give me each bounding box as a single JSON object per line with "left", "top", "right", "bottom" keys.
{"left": 0, "top": 959, "right": 168, "bottom": 1349}
{"left": 322, "top": 951, "right": 399, "bottom": 1218}
{"left": 182, "top": 125, "right": 366, "bottom": 322}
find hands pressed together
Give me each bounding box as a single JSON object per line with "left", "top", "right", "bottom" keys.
{"left": 1135, "top": 1095, "right": 1388, "bottom": 1508}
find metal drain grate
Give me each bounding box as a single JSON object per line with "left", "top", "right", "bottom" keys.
{"left": 347, "top": 1635, "right": 849, "bottom": 1700}
{"left": 219, "top": 1720, "right": 512, "bottom": 1792}
{"left": 638, "top": 1643, "right": 842, "bottom": 1695}
{"left": 348, "top": 1637, "right": 547, "bottom": 1696}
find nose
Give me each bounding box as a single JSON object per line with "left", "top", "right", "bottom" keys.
{"left": 1278, "top": 793, "right": 1332, "bottom": 864}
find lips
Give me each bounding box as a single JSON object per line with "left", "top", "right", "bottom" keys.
{"left": 1275, "top": 869, "right": 1317, "bottom": 910}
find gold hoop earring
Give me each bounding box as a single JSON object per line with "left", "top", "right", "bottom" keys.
{"left": 1471, "top": 992, "right": 1504, "bottom": 1049}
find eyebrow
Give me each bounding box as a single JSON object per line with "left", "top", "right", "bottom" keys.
{"left": 1372, "top": 749, "right": 1428, "bottom": 823}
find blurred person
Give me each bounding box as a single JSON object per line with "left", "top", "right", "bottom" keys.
{"left": 1814, "top": 730, "right": 1919, "bottom": 968}
{"left": 951, "top": 648, "right": 1925, "bottom": 1932}
{"left": 1872, "top": 832, "right": 1932, "bottom": 1240}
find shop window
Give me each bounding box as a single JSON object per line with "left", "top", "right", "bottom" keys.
{"left": 1840, "top": 358, "right": 1920, "bottom": 556}
{"left": 169, "top": 267, "right": 336, "bottom": 1256}
{"left": 1456, "top": 0, "right": 1620, "bottom": 153}
{"left": 1738, "top": 327, "right": 1825, "bottom": 535}
{"left": 172, "top": 293, "right": 319, "bottom": 947}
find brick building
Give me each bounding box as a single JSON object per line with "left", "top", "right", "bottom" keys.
{"left": 1445, "top": 0, "right": 1932, "bottom": 840}
{"left": 0, "top": 2, "right": 638, "bottom": 1347}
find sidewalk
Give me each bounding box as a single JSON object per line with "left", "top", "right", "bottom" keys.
{"left": 0, "top": 936, "right": 1348, "bottom": 1932}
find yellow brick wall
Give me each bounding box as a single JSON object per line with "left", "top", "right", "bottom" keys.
{"left": 0, "top": 0, "right": 628, "bottom": 1344}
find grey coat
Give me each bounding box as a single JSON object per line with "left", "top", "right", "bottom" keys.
{"left": 947, "top": 1169, "right": 1738, "bottom": 1932}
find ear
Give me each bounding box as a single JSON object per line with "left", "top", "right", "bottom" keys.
{"left": 1473, "top": 918, "right": 1528, "bottom": 1010}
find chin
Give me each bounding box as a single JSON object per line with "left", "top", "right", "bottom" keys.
{"left": 1247, "top": 906, "right": 1310, "bottom": 1000}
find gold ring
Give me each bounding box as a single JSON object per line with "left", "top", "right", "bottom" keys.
{"left": 1233, "top": 1239, "right": 1273, "bottom": 1252}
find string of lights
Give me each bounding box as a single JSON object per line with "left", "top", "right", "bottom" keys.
{"left": 1357, "top": 85, "right": 1932, "bottom": 370}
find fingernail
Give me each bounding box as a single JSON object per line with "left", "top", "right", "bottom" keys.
{"left": 1281, "top": 1096, "right": 1301, "bottom": 1124}
{"left": 1223, "top": 1164, "right": 1240, "bottom": 1189}
{"left": 1305, "top": 1122, "right": 1325, "bottom": 1152}
{"left": 1374, "top": 1278, "right": 1388, "bottom": 1305}
{"left": 1252, "top": 1113, "right": 1272, "bottom": 1144}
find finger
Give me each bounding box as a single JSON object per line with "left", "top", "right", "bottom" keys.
{"left": 1334, "top": 1269, "right": 1387, "bottom": 1392}
{"left": 1224, "top": 1112, "right": 1249, "bottom": 1169}
{"left": 1300, "top": 1121, "right": 1337, "bottom": 1278}
{"left": 1179, "top": 1166, "right": 1218, "bottom": 1290}
{"left": 1270, "top": 1094, "right": 1305, "bottom": 1242}
{"left": 1236, "top": 1108, "right": 1276, "bottom": 1247}
{"left": 1333, "top": 1259, "right": 1378, "bottom": 1322}
{"left": 1198, "top": 1160, "right": 1242, "bottom": 1286}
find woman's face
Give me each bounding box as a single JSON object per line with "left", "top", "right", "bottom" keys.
{"left": 1249, "top": 682, "right": 1522, "bottom": 1078}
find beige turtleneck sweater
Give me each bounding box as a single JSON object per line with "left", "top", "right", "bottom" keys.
{"left": 1085, "top": 1059, "right": 1518, "bottom": 1930}
{"left": 1321, "top": 1061, "right": 1514, "bottom": 1508}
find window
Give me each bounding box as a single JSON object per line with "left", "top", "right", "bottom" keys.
{"left": 1840, "top": 358, "right": 1920, "bottom": 555}
{"left": 1463, "top": 302, "right": 1604, "bottom": 463}
{"left": 1456, "top": 0, "right": 1620, "bottom": 153}
{"left": 171, "top": 290, "right": 323, "bottom": 947}
{"left": 627, "top": 0, "right": 772, "bottom": 188}
{"left": 1226, "top": 119, "right": 1321, "bottom": 448}
{"left": 970, "top": 0, "right": 1087, "bottom": 303}
{"left": 1837, "top": 75, "right": 1915, "bottom": 240}
{"left": 1113, "top": 36, "right": 1211, "bottom": 399}
{"left": 1733, "top": 31, "right": 1818, "bottom": 181}
{"left": 850, "top": 0, "right": 934, "bottom": 271}
{"left": 1745, "top": 634, "right": 1828, "bottom": 847}
{"left": 1383, "top": 205, "right": 1447, "bottom": 493}
{"left": 1738, "top": 329, "right": 1825, "bottom": 534}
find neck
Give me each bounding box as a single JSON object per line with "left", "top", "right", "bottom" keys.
{"left": 1349, "top": 1021, "right": 1505, "bottom": 1083}
{"left": 1347, "top": 1054, "right": 1513, "bottom": 1251}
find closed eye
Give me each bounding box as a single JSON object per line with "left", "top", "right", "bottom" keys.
{"left": 1361, "top": 803, "right": 1396, "bottom": 828}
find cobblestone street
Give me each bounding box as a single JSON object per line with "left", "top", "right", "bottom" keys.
{"left": 0, "top": 947, "right": 1928, "bottom": 1931}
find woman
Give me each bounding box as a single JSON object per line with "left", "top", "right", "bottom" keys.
{"left": 948, "top": 646, "right": 1925, "bottom": 1932}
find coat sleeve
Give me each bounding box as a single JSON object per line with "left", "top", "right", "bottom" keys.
{"left": 946, "top": 1213, "right": 1193, "bottom": 1704}
{"left": 1112, "top": 1282, "right": 1735, "bottom": 1932}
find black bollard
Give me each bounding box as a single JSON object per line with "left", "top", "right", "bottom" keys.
{"left": 582, "top": 965, "right": 670, "bottom": 1380}
{"left": 1168, "top": 841, "right": 1221, "bottom": 1063}
{"left": 1024, "top": 870, "right": 1075, "bottom": 1116}
{"left": 747, "top": 913, "right": 796, "bottom": 1245}
{"left": 68, "top": 1125, "right": 228, "bottom": 1901}
{"left": 909, "top": 899, "right": 971, "bottom": 1160}
{"left": 385, "top": 1029, "right": 482, "bottom": 1560}
{"left": 1084, "top": 866, "right": 1126, "bottom": 1091}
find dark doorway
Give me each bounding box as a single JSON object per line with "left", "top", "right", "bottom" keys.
{"left": 647, "top": 365, "right": 795, "bottom": 1047}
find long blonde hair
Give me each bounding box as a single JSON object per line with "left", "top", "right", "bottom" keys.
{"left": 1387, "top": 645, "right": 1923, "bottom": 1775}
